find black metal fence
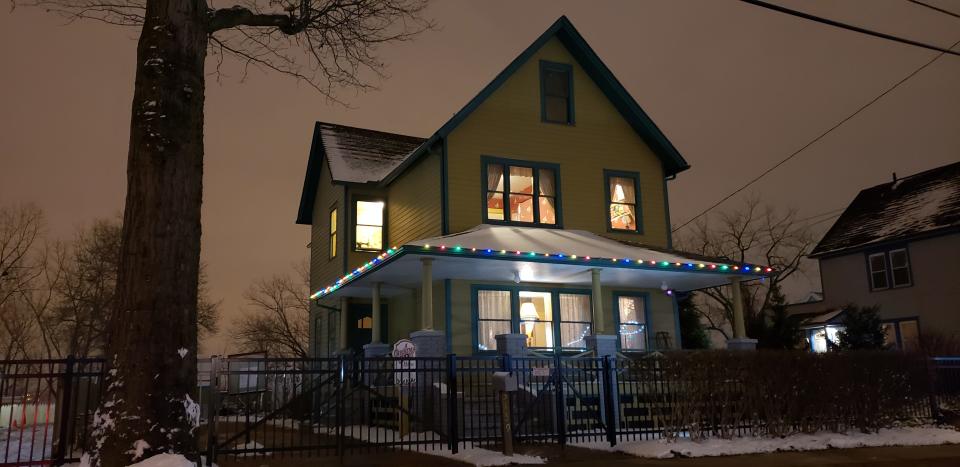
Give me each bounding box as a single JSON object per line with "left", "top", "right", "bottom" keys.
{"left": 2, "top": 354, "right": 959, "bottom": 465}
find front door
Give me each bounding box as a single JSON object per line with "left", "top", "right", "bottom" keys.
{"left": 346, "top": 303, "right": 388, "bottom": 353}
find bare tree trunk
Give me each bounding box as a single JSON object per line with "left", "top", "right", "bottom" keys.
{"left": 94, "top": 1, "right": 207, "bottom": 465}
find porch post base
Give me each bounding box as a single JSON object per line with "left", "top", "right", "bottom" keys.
{"left": 585, "top": 334, "right": 618, "bottom": 358}
{"left": 495, "top": 333, "right": 528, "bottom": 357}
{"left": 362, "top": 342, "right": 391, "bottom": 358}
{"left": 726, "top": 338, "right": 758, "bottom": 351}
{"left": 410, "top": 330, "right": 446, "bottom": 358}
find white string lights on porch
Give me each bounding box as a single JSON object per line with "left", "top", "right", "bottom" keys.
{"left": 309, "top": 243, "right": 775, "bottom": 300}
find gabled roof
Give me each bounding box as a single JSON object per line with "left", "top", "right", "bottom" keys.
{"left": 295, "top": 122, "right": 425, "bottom": 225}
{"left": 810, "top": 161, "right": 960, "bottom": 257}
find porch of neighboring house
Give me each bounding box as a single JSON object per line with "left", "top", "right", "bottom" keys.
{"left": 314, "top": 225, "right": 774, "bottom": 359}
{"left": 798, "top": 308, "right": 923, "bottom": 352}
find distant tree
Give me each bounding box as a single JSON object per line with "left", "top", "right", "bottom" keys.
{"left": 675, "top": 196, "right": 816, "bottom": 343}
{"left": 233, "top": 262, "right": 310, "bottom": 358}
{"left": 837, "top": 304, "right": 887, "bottom": 350}
{"left": 747, "top": 283, "right": 802, "bottom": 349}
{"left": 677, "top": 293, "right": 710, "bottom": 349}
{"left": 14, "top": 1, "right": 434, "bottom": 464}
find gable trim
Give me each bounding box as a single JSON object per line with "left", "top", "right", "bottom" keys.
{"left": 296, "top": 122, "right": 326, "bottom": 225}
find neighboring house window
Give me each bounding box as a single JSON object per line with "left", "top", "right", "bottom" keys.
{"left": 605, "top": 170, "right": 642, "bottom": 232}
{"left": 883, "top": 318, "right": 920, "bottom": 351}
{"left": 483, "top": 158, "right": 559, "bottom": 226}
{"left": 477, "top": 289, "right": 512, "bottom": 351}
{"left": 475, "top": 287, "right": 591, "bottom": 352}
{"left": 540, "top": 61, "right": 573, "bottom": 124}
{"left": 617, "top": 295, "right": 647, "bottom": 351}
{"left": 354, "top": 200, "right": 384, "bottom": 251}
{"left": 867, "top": 252, "right": 888, "bottom": 290}
{"left": 889, "top": 248, "right": 911, "bottom": 287}
{"left": 329, "top": 207, "right": 338, "bottom": 259}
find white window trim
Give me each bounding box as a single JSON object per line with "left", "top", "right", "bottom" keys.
{"left": 868, "top": 252, "right": 889, "bottom": 290}
{"left": 889, "top": 248, "right": 912, "bottom": 288}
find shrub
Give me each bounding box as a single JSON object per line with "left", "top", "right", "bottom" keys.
{"left": 837, "top": 305, "right": 887, "bottom": 350}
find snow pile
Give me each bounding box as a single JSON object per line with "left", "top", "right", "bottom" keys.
{"left": 127, "top": 454, "right": 195, "bottom": 467}
{"left": 573, "top": 426, "right": 960, "bottom": 459}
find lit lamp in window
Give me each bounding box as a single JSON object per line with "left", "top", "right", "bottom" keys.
{"left": 520, "top": 302, "right": 539, "bottom": 344}
{"left": 613, "top": 183, "right": 626, "bottom": 203}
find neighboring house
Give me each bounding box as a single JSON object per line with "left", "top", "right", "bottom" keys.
{"left": 789, "top": 161, "right": 960, "bottom": 351}
{"left": 296, "top": 17, "right": 773, "bottom": 357}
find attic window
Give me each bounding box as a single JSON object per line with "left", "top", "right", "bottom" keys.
{"left": 540, "top": 61, "right": 573, "bottom": 124}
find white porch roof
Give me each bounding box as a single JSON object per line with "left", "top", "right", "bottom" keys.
{"left": 313, "top": 225, "right": 773, "bottom": 299}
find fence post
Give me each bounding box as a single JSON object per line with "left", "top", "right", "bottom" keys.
{"left": 926, "top": 357, "right": 943, "bottom": 423}
{"left": 601, "top": 356, "right": 617, "bottom": 447}
{"left": 446, "top": 353, "right": 459, "bottom": 454}
{"left": 553, "top": 352, "right": 566, "bottom": 447}
{"left": 206, "top": 356, "right": 220, "bottom": 465}
{"left": 54, "top": 355, "right": 75, "bottom": 467}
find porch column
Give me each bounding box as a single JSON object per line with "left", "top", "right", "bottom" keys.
{"left": 420, "top": 258, "right": 434, "bottom": 330}
{"left": 338, "top": 297, "right": 349, "bottom": 353}
{"left": 727, "top": 276, "right": 757, "bottom": 350}
{"left": 371, "top": 282, "right": 382, "bottom": 343}
{"left": 591, "top": 268, "right": 604, "bottom": 334}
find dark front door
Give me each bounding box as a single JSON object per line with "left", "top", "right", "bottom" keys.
{"left": 346, "top": 303, "right": 388, "bottom": 353}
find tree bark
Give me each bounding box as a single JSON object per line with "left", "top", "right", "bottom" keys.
{"left": 93, "top": 1, "right": 207, "bottom": 465}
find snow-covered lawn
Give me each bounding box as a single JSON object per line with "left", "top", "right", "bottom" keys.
{"left": 572, "top": 426, "right": 960, "bottom": 459}
{"left": 0, "top": 424, "right": 53, "bottom": 463}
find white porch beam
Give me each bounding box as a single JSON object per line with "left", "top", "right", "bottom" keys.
{"left": 591, "top": 268, "right": 603, "bottom": 334}
{"left": 371, "top": 282, "right": 382, "bottom": 343}
{"left": 730, "top": 276, "right": 746, "bottom": 339}
{"left": 420, "top": 258, "right": 434, "bottom": 330}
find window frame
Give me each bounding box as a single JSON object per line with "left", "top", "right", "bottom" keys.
{"left": 351, "top": 196, "right": 387, "bottom": 253}
{"left": 865, "top": 246, "right": 913, "bottom": 292}
{"left": 328, "top": 205, "right": 338, "bottom": 260}
{"left": 867, "top": 252, "right": 889, "bottom": 291}
{"left": 882, "top": 316, "right": 921, "bottom": 350}
{"left": 612, "top": 291, "right": 652, "bottom": 352}
{"left": 604, "top": 169, "right": 644, "bottom": 234}
{"left": 888, "top": 248, "right": 912, "bottom": 288}
{"left": 539, "top": 60, "right": 575, "bottom": 125}
{"left": 471, "top": 285, "right": 591, "bottom": 354}
{"left": 481, "top": 156, "right": 562, "bottom": 228}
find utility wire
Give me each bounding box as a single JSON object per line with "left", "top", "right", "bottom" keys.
{"left": 739, "top": 0, "right": 960, "bottom": 57}
{"left": 908, "top": 0, "right": 960, "bottom": 20}
{"left": 672, "top": 36, "right": 960, "bottom": 233}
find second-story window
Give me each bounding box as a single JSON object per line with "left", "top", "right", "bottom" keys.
{"left": 540, "top": 61, "right": 573, "bottom": 124}
{"left": 484, "top": 158, "right": 559, "bottom": 226}
{"left": 889, "top": 248, "right": 911, "bottom": 287}
{"left": 605, "top": 170, "right": 642, "bottom": 233}
{"left": 354, "top": 200, "right": 384, "bottom": 251}
{"left": 867, "top": 248, "right": 912, "bottom": 291}
{"left": 329, "top": 207, "right": 338, "bottom": 259}
{"left": 868, "top": 252, "right": 889, "bottom": 290}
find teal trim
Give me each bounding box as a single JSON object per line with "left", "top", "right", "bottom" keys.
{"left": 663, "top": 175, "right": 675, "bottom": 249}
{"left": 441, "top": 138, "right": 450, "bottom": 235}
{"left": 481, "top": 156, "right": 563, "bottom": 228}
{"left": 341, "top": 185, "right": 350, "bottom": 275}
{"left": 444, "top": 279, "right": 452, "bottom": 352}
{"left": 378, "top": 16, "right": 690, "bottom": 186}
{"left": 611, "top": 291, "right": 652, "bottom": 352}
{"left": 539, "top": 60, "right": 575, "bottom": 125}
{"left": 671, "top": 294, "right": 682, "bottom": 350}
{"left": 296, "top": 123, "right": 325, "bottom": 225}
{"left": 603, "top": 169, "right": 643, "bottom": 235}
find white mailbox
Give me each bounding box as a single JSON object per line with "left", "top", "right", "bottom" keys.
{"left": 492, "top": 371, "right": 518, "bottom": 392}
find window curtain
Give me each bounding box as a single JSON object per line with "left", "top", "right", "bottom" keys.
{"left": 477, "top": 290, "right": 511, "bottom": 351}
{"left": 559, "top": 293, "right": 591, "bottom": 349}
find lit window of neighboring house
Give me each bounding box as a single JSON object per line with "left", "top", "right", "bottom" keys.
{"left": 329, "top": 207, "right": 338, "bottom": 259}
{"left": 605, "top": 170, "right": 642, "bottom": 233}
{"left": 483, "top": 158, "right": 559, "bottom": 226}
{"left": 354, "top": 200, "right": 384, "bottom": 251}
{"left": 882, "top": 318, "right": 920, "bottom": 351}
{"left": 867, "top": 248, "right": 912, "bottom": 291}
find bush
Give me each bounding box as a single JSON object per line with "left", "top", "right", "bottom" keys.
{"left": 645, "top": 350, "right": 931, "bottom": 439}
{"left": 837, "top": 305, "right": 887, "bottom": 350}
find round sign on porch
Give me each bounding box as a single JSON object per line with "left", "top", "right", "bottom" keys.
{"left": 392, "top": 339, "right": 417, "bottom": 385}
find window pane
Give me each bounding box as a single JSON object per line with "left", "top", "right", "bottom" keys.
{"left": 487, "top": 192, "right": 505, "bottom": 221}
{"left": 899, "top": 320, "right": 920, "bottom": 351}
{"left": 609, "top": 177, "right": 636, "bottom": 204}
{"left": 890, "top": 250, "right": 908, "bottom": 269}
{"left": 871, "top": 271, "right": 888, "bottom": 289}
{"left": 619, "top": 296, "right": 647, "bottom": 351}
{"left": 355, "top": 225, "right": 382, "bottom": 251}
{"left": 544, "top": 69, "right": 569, "bottom": 97}
{"left": 538, "top": 169, "right": 556, "bottom": 196}
{"left": 619, "top": 324, "right": 646, "bottom": 351}
{"left": 478, "top": 320, "right": 511, "bottom": 351}
{"left": 559, "top": 294, "right": 591, "bottom": 322}
{"left": 544, "top": 96, "right": 569, "bottom": 123}
{"left": 487, "top": 163, "right": 504, "bottom": 191}
{"left": 330, "top": 233, "right": 337, "bottom": 258}
{"left": 610, "top": 203, "right": 637, "bottom": 230}
{"left": 539, "top": 197, "right": 556, "bottom": 225}
{"left": 509, "top": 166, "right": 534, "bottom": 194}
{"left": 619, "top": 296, "right": 646, "bottom": 324}
{"left": 869, "top": 254, "right": 886, "bottom": 273}
{"left": 356, "top": 200, "right": 384, "bottom": 226}
{"left": 520, "top": 291, "right": 553, "bottom": 348}
{"left": 329, "top": 209, "right": 337, "bottom": 234}
{"left": 561, "top": 323, "right": 590, "bottom": 349}
{"left": 892, "top": 268, "right": 910, "bottom": 287}
{"left": 510, "top": 194, "right": 534, "bottom": 222}
{"left": 525, "top": 321, "right": 555, "bottom": 348}
{"left": 882, "top": 323, "right": 897, "bottom": 348}
{"left": 478, "top": 290, "right": 511, "bottom": 319}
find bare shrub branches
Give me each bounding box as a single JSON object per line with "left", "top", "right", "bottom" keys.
{"left": 233, "top": 261, "right": 310, "bottom": 358}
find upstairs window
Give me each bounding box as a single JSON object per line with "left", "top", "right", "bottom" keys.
{"left": 484, "top": 158, "right": 559, "bottom": 226}
{"left": 540, "top": 61, "right": 573, "bottom": 124}
{"left": 867, "top": 248, "right": 912, "bottom": 291}
{"left": 889, "top": 248, "right": 911, "bottom": 287}
{"left": 354, "top": 200, "right": 384, "bottom": 251}
{"left": 329, "top": 207, "right": 338, "bottom": 259}
{"left": 868, "top": 253, "right": 888, "bottom": 290}
{"left": 605, "top": 170, "right": 642, "bottom": 233}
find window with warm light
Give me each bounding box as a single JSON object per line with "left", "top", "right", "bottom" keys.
{"left": 520, "top": 291, "right": 554, "bottom": 349}
{"left": 477, "top": 290, "right": 511, "bottom": 351}
{"left": 605, "top": 170, "right": 641, "bottom": 233}
{"left": 329, "top": 207, "right": 338, "bottom": 259}
{"left": 483, "top": 158, "right": 559, "bottom": 226}
{"left": 354, "top": 200, "right": 384, "bottom": 251}
{"left": 474, "top": 287, "right": 590, "bottom": 352}
{"left": 617, "top": 295, "right": 647, "bottom": 351}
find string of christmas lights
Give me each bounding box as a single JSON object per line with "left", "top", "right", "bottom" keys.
{"left": 310, "top": 243, "right": 775, "bottom": 300}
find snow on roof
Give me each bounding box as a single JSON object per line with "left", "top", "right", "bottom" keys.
{"left": 318, "top": 122, "right": 426, "bottom": 184}
{"left": 811, "top": 161, "right": 960, "bottom": 257}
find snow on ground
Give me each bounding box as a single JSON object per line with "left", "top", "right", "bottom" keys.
{"left": 127, "top": 454, "right": 196, "bottom": 467}
{"left": 572, "top": 426, "right": 960, "bottom": 459}
{"left": 0, "top": 424, "right": 53, "bottom": 463}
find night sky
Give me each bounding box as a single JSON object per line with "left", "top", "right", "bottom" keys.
{"left": 2, "top": 0, "right": 958, "bottom": 353}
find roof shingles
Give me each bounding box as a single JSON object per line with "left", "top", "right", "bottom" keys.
{"left": 318, "top": 122, "right": 425, "bottom": 184}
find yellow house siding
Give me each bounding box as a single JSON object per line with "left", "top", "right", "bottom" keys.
{"left": 310, "top": 162, "right": 345, "bottom": 295}
{"left": 387, "top": 150, "right": 443, "bottom": 246}
{"left": 446, "top": 37, "right": 668, "bottom": 247}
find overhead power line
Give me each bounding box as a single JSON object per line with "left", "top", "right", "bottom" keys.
{"left": 908, "top": 0, "right": 960, "bottom": 20}
{"left": 739, "top": 0, "right": 960, "bottom": 57}
{"left": 672, "top": 36, "right": 960, "bottom": 233}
